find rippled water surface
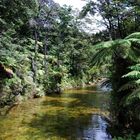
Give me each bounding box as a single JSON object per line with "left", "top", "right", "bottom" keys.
{"left": 0, "top": 86, "right": 112, "bottom": 140}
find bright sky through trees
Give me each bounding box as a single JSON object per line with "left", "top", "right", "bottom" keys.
{"left": 53, "top": 0, "right": 105, "bottom": 33}
{"left": 53, "top": 0, "right": 87, "bottom": 10}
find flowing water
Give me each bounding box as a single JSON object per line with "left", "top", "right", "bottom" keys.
{"left": 0, "top": 86, "right": 112, "bottom": 140}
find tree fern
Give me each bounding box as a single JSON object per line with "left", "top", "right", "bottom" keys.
{"left": 92, "top": 34, "right": 140, "bottom": 66}
{"left": 92, "top": 32, "right": 140, "bottom": 126}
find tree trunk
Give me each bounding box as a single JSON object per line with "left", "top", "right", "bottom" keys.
{"left": 44, "top": 37, "right": 48, "bottom": 76}
{"left": 33, "top": 28, "right": 38, "bottom": 83}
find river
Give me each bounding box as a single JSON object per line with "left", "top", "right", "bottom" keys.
{"left": 0, "top": 86, "right": 112, "bottom": 140}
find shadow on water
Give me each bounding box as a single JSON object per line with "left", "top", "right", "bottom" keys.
{"left": 0, "top": 86, "right": 112, "bottom": 140}
{"left": 28, "top": 110, "right": 93, "bottom": 139}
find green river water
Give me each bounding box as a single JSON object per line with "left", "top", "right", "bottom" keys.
{"left": 0, "top": 86, "right": 112, "bottom": 140}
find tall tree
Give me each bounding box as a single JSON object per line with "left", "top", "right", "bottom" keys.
{"left": 80, "top": 0, "right": 140, "bottom": 39}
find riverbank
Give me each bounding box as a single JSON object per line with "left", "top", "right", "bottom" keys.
{"left": 0, "top": 76, "right": 110, "bottom": 117}
{"left": 0, "top": 78, "right": 108, "bottom": 115}
{"left": 0, "top": 80, "right": 87, "bottom": 113}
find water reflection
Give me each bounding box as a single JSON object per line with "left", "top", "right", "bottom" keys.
{"left": 82, "top": 115, "right": 112, "bottom": 140}
{"left": 0, "top": 86, "right": 112, "bottom": 140}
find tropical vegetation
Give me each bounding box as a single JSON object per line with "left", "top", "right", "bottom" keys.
{"left": 0, "top": 0, "right": 140, "bottom": 139}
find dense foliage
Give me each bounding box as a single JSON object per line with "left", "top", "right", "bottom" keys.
{"left": 1, "top": 0, "right": 140, "bottom": 139}
{"left": 0, "top": 0, "right": 93, "bottom": 106}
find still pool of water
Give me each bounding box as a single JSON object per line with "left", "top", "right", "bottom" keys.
{"left": 0, "top": 86, "right": 112, "bottom": 140}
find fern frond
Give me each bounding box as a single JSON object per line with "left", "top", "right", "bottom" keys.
{"left": 92, "top": 47, "right": 112, "bottom": 65}
{"left": 127, "top": 38, "right": 140, "bottom": 44}
{"left": 122, "top": 71, "right": 140, "bottom": 79}
{"left": 115, "top": 39, "right": 131, "bottom": 48}
{"left": 135, "top": 79, "right": 140, "bottom": 84}
{"left": 125, "top": 32, "right": 140, "bottom": 39}
{"left": 115, "top": 40, "right": 132, "bottom": 59}
{"left": 93, "top": 39, "right": 133, "bottom": 65}
{"left": 94, "top": 41, "right": 114, "bottom": 49}
{"left": 127, "top": 47, "right": 140, "bottom": 62}
{"left": 125, "top": 87, "right": 140, "bottom": 105}
{"left": 119, "top": 81, "right": 138, "bottom": 92}
{"left": 129, "top": 64, "right": 140, "bottom": 71}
